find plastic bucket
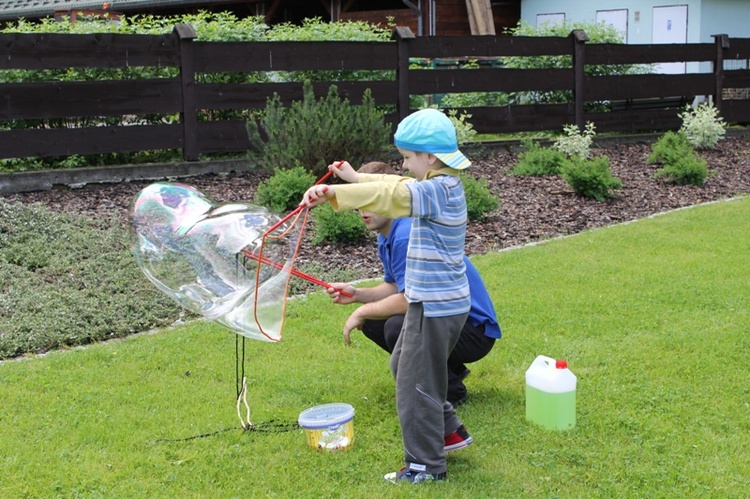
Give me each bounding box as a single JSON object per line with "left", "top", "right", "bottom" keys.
{"left": 298, "top": 403, "right": 355, "bottom": 451}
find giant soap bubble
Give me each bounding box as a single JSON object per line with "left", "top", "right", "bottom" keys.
{"left": 132, "top": 182, "right": 300, "bottom": 342}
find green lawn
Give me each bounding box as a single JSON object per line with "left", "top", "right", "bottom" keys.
{"left": 1, "top": 197, "right": 749, "bottom": 497}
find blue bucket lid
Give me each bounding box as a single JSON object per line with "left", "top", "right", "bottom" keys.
{"left": 298, "top": 403, "right": 354, "bottom": 430}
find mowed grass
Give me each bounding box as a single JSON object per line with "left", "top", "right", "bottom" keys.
{"left": 1, "top": 197, "right": 749, "bottom": 498}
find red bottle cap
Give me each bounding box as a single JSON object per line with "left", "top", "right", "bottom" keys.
{"left": 556, "top": 360, "right": 568, "bottom": 369}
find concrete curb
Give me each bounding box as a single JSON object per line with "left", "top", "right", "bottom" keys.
{"left": 0, "top": 158, "right": 253, "bottom": 195}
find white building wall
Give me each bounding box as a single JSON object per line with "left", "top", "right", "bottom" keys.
{"left": 520, "top": 0, "right": 750, "bottom": 44}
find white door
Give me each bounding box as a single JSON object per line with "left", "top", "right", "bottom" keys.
{"left": 536, "top": 13, "right": 565, "bottom": 28}
{"left": 596, "top": 9, "right": 628, "bottom": 42}
{"left": 652, "top": 5, "right": 688, "bottom": 74}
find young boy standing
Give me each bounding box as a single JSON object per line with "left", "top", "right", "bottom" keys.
{"left": 301, "top": 108, "right": 472, "bottom": 484}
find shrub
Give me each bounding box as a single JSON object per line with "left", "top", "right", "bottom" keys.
{"left": 511, "top": 139, "right": 570, "bottom": 176}
{"left": 462, "top": 174, "right": 500, "bottom": 221}
{"left": 653, "top": 154, "right": 709, "bottom": 186}
{"left": 648, "top": 131, "right": 693, "bottom": 165}
{"left": 310, "top": 204, "right": 369, "bottom": 245}
{"left": 247, "top": 82, "right": 391, "bottom": 176}
{"left": 445, "top": 108, "right": 477, "bottom": 145}
{"left": 648, "top": 131, "right": 710, "bottom": 186}
{"left": 560, "top": 156, "right": 622, "bottom": 201}
{"left": 679, "top": 102, "right": 726, "bottom": 150}
{"left": 253, "top": 166, "right": 316, "bottom": 213}
{"left": 554, "top": 122, "right": 596, "bottom": 160}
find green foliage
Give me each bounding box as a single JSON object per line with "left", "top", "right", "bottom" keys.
{"left": 511, "top": 138, "right": 570, "bottom": 175}
{"left": 462, "top": 174, "right": 500, "bottom": 221}
{"left": 266, "top": 16, "right": 391, "bottom": 42}
{"left": 648, "top": 130, "right": 693, "bottom": 165}
{"left": 445, "top": 108, "right": 477, "bottom": 145}
{"left": 648, "top": 131, "right": 709, "bottom": 186}
{"left": 554, "top": 122, "right": 596, "bottom": 160}
{"left": 248, "top": 83, "right": 391, "bottom": 176}
{"left": 0, "top": 200, "right": 181, "bottom": 359}
{"left": 310, "top": 204, "right": 369, "bottom": 245}
{"left": 679, "top": 102, "right": 726, "bottom": 150}
{"left": 57, "top": 155, "right": 90, "bottom": 169}
{"left": 1, "top": 12, "right": 393, "bottom": 172}
{"left": 253, "top": 166, "right": 316, "bottom": 213}
{"left": 653, "top": 154, "right": 709, "bottom": 186}
{"left": 264, "top": 17, "right": 394, "bottom": 84}
{"left": 0, "top": 156, "right": 45, "bottom": 173}
{"left": 560, "top": 156, "right": 622, "bottom": 201}
{"left": 439, "top": 91, "right": 512, "bottom": 109}
{"left": 503, "top": 20, "right": 649, "bottom": 105}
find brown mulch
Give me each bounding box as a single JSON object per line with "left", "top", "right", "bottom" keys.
{"left": 4, "top": 137, "right": 750, "bottom": 283}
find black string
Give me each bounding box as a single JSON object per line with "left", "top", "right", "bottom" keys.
{"left": 235, "top": 335, "right": 246, "bottom": 398}
{"left": 155, "top": 336, "right": 299, "bottom": 444}
{"left": 154, "top": 420, "right": 300, "bottom": 443}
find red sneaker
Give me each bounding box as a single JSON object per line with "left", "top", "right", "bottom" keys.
{"left": 444, "top": 425, "right": 473, "bottom": 452}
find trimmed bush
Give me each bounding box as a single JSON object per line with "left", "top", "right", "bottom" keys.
{"left": 310, "top": 204, "right": 369, "bottom": 245}
{"left": 511, "top": 139, "right": 570, "bottom": 176}
{"left": 648, "top": 131, "right": 693, "bottom": 165}
{"left": 648, "top": 131, "right": 709, "bottom": 186}
{"left": 253, "top": 166, "right": 316, "bottom": 213}
{"left": 653, "top": 153, "right": 709, "bottom": 186}
{"left": 560, "top": 156, "right": 622, "bottom": 201}
{"left": 462, "top": 174, "right": 500, "bottom": 221}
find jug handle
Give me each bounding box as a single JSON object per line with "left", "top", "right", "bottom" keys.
{"left": 531, "top": 355, "right": 556, "bottom": 370}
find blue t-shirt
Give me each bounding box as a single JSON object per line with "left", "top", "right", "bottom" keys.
{"left": 378, "top": 218, "right": 502, "bottom": 339}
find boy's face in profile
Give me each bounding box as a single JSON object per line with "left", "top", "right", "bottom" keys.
{"left": 398, "top": 148, "right": 437, "bottom": 180}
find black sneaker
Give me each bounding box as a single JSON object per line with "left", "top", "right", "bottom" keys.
{"left": 384, "top": 467, "right": 446, "bottom": 484}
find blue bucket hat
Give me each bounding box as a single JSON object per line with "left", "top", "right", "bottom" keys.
{"left": 393, "top": 109, "right": 471, "bottom": 170}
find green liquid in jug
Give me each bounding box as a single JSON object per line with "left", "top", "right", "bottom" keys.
{"left": 526, "top": 385, "right": 576, "bottom": 430}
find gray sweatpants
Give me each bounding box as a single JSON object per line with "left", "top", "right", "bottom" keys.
{"left": 390, "top": 302, "right": 469, "bottom": 475}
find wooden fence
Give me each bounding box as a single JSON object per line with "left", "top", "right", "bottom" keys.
{"left": 1, "top": 25, "right": 749, "bottom": 162}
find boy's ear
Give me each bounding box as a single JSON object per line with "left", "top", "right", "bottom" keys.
{"left": 426, "top": 153, "right": 438, "bottom": 165}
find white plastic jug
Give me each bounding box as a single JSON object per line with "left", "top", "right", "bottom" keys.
{"left": 525, "top": 355, "right": 577, "bottom": 430}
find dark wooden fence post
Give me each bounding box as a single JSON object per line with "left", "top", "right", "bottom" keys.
{"left": 571, "top": 29, "right": 589, "bottom": 131}
{"left": 392, "top": 26, "right": 416, "bottom": 125}
{"left": 712, "top": 34, "right": 729, "bottom": 112}
{"left": 174, "top": 23, "right": 198, "bottom": 161}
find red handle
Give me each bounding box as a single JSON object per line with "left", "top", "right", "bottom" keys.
{"left": 240, "top": 248, "right": 353, "bottom": 298}
{"left": 265, "top": 169, "right": 334, "bottom": 235}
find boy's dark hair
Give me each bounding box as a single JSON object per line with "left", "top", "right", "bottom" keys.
{"left": 358, "top": 161, "right": 396, "bottom": 175}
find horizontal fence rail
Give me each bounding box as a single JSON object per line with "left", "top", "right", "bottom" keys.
{"left": 1, "top": 25, "right": 749, "bottom": 162}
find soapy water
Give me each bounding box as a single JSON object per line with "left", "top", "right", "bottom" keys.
{"left": 132, "top": 183, "right": 299, "bottom": 342}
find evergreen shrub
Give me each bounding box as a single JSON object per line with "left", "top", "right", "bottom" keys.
{"left": 247, "top": 83, "right": 391, "bottom": 177}
{"left": 511, "top": 139, "right": 570, "bottom": 176}
{"left": 462, "top": 174, "right": 500, "bottom": 221}
{"left": 310, "top": 204, "right": 369, "bottom": 245}
{"left": 560, "top": 156, "right": 622, "bottom": 201}
{"left": 253, "top": 166, "right": 316, "bottom": 213}
{"left": 648, "top": 131, "right": 709, "bottom": 186}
